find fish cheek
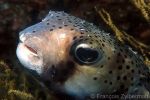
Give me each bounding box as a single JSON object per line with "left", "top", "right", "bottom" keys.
{"left": 98, "top": 50, "right": 130, "bottom": 93}
{"left": 41, "top": 59, "right": 77, "bottom": 84}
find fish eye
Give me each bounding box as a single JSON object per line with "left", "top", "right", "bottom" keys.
{"left": 71, "top": 43, "right": 101, "bottom": 65}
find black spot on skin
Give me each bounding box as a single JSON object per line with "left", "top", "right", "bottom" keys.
{"left": 131, "top": 69, "right": 135, "bottom": 73}
{"left": 120, "top": 84, "right": 125, "bottom": 89}
{"left": 117, "top": 52, "right": 121, "bottom": 56}
{"left": 59, "top": 27, "right": 62, "bottom": 29}
{"left": 102, "top": 39, "right": 105, "bottom": 42}
{"left": 73, "top": 36, "right": 77, "bottom": 40}
{"left": 118, "top": 44, "right": 121, "bottom": 47}
{"left": 131, "top": 83, "right": 134, "bottom": 86}
{"left": 131, "top": 77, "right": 134, "bottom": 81}
{"left": 116, "top": 59, "right": 120, "bottom": 63}
{"left": 89, "top": 42, "right": 93, "bottom": 44}
{"left": 131, "top": 61, "right": 134, "bottom": 65}
{"left": 118, "top": 65, "right": 122, "bottom": 70}
{"left": 93, "top": 77, "right": 98, "bottom": 80}
{"left": 126, "top": 65, "right": 130, "bottom": 70}
{"left": 125, "top": 88, "right": 129, "bottom": 91}
{"left": 135, "top": 60, "right": 138, "bottom": 63}
{"left": 96, "top": 40, "right": 99, "bottom": 43}
{"left": 79, "top": 27, "right": 84, "bottom": 30}
{"left": 85, "top": 30, "right": 89, "bottom": 33}
{"left": 52, "top": 25, "right": 55, "bottom": 27}
{"left": 120, "top": 49, "right": 123, "bottom": 52}
{"left": 138, "top": 70, "right": 141, "bottom": 74}
{"left": 108, "top": 57, "right": 111, "bottom": 60}
{"left": 109, "top": 71, "right": 112, "bottom": 74}
{"left": 104, "top": 80, "right": 108, "bottom": 83}
{"left": 68, "top": 20, "right": 72, "bottom": 23}
{"left": 52, "top": 65, "right": 55, "bottom": 68}
{"left": 123, "top": 76, "right": 127, "bottom": 80}
{"left": 102, "top": 43, "right": 105, "bottom": 47}
{"left": 47, "top": 22, "right": 50, "bottom": 25}
{"left": 117, "top": 76, "right": 120, "bottom": 80}
{"left": 32, "top": 30, "right": 36, "bottom": 33}
{"left": 95, "top": 35, "right": 98, "bottom": 38}
{"left": 136, "top": 64, "right": 139, "bottom": 67}
{"left": 122, "top": 59, "right": 125, "bottom": 63}
{"left": 91, "top": 39, "right": 94, "bottom": 41}
{"left": 79, "top": 36, "right": 83, "bottom": 38}
{"left": 46, "top": 19, "right": 49, "bottom": 21}
{"left": 64, "top": 24, "right": 68, "bottom": 26}
{"left": 100, "top": 65, "right": 104, "bottom": 68}
{"left": 124, "top": 55, "right": 127, "bottom": 58}
{"left": 129, "top": 54, "right": 133, "bottom": 58}
{"left": 137, "top": 82, "right": 142, "bottom": 86}
{"left": 109, "top": 82, "right": 113, "bottom": 85}
{"left": 50, "top": 29, "right": 53, "bottom": 31}
{"left": 70, "top": 28, "right": 74, "bottom": 31}
{"left": 84, "top": 39, "right": 88, "bottom": 42}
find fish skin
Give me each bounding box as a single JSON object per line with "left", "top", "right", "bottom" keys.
{"left": 16, "top": 11, "right": 150, "bottom": 99}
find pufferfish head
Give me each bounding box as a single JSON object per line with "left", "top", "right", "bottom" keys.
{"left": 16, "top": 11, "right": 142, "bottom": 98}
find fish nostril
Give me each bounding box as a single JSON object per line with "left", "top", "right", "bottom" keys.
{"left": 19, "top": 33, "right": 26, "bottom": 42}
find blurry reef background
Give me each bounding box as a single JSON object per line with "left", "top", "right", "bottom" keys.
{"left": 0, "top": 0, "right": 149, "bottom": 100}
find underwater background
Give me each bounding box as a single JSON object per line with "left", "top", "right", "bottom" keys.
{"left": 0, "top": 0, "right": 149, "bottom": 100}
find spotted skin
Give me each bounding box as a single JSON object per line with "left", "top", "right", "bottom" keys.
{"left": 16, "top": 11, "right": 150, "bottom": 99}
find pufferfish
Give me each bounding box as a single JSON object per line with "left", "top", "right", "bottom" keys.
{"left": 16, "top": 11, "right": 150, "bottom": 99}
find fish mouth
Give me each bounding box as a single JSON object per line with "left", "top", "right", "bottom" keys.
{"left": 18, "top": 40, "right": 39, "bottom": 57}
{"left": 19, "top": 37, "right": 39, "bottom": 57}
{"left": 17, "top": 41, "right": 43, "bottom": 75}
{"left": 24, "top": 44, "right": 38, "bottom": 56}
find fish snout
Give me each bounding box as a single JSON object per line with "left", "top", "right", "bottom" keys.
{"left": 17, "top": 27, "right": 78, "bottom": 80}
{"left": 17, "top": 33, "right": 46, "bottom": 75}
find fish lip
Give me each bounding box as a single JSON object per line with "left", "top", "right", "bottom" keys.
{"left": 19, "top": 34, "right": 42, "bottom": 58}
{"left": 24, "top": 44, "right": 38, "bottom": 56}
{"left": 19, "top": 42, "right": 39, "bottom": 57}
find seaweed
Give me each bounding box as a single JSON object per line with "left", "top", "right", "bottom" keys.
{"left": 95, "top": 0, "right": 150, "bottom": 66}
{"left": 0, "top": 60, "right": 56, "bottom": 100}
{"left": 8, "top": 90, "right": 34, "bottom": 100}
{"left": 131, "top": 0, "right": 150, "bottom": 23}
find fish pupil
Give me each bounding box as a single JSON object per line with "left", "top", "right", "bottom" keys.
{"left": 75, "top": 47, "right": 99, "bottom": 64}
